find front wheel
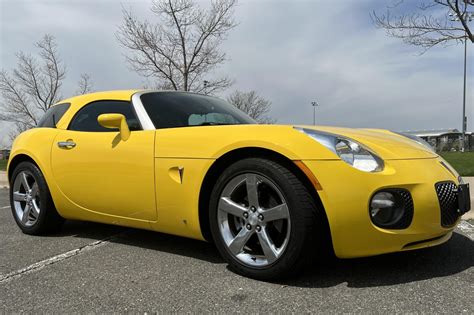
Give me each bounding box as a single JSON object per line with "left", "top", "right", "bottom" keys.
{"left": 209, "top": 158, "right": 319, "bottom": 280}
{"left": 10, "top": 161, "right": 64, "bottom": 235}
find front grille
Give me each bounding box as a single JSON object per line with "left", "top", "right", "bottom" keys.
{"left": 435, "top": 181, "right": 460, "bottom": 227}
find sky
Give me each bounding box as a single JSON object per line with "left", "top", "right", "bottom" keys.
{"left": 0, "top": 0, "right": 473, "bottom": 147}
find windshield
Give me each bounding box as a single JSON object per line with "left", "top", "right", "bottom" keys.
{"left": 140, "top": 92, "right": 256, "bottom": 129}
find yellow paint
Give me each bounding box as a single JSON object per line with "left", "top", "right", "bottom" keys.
{"left": 303, "top": 157, "right": 459, "bottom": 258}
{"left": 7, "top": 90, "right": 459, "bottom": 257}
{"left": 153, "top": 125, "right": 438, "bottom": 161}
{"left": 152, "top": 158, "right": 214, "bottom": 239}
{"left": 293, "top": 160, "right": 323, "bottom": 190}
{"left": 98, "top": 113, "right": 131, "bottom": 141}
{"left": 50, "top": 129, "right": 156, "bottom": 222}
{"left": 168, "top": 166, "right": 184, "bottom": 184}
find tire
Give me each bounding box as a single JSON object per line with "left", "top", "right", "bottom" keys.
{"left": 209, "top": 157, "right": 319, "bottom": 280}
{"left": 9, "top": 161, "right": 64, "bottom": 235}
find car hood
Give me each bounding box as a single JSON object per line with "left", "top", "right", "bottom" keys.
{"left": 295, "top": 125, "right": 438, "bottom": 160}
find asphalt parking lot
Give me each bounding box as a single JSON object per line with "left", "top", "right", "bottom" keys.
{"left": 0, "top": 188, "right": 473, "bottom": 313}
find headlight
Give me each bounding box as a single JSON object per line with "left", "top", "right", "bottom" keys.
{"left": 294, "top": 127, "right": 384, "bottom": 172}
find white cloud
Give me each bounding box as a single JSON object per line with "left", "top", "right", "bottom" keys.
{"left": 0, "top": 0, "right": 472, "bottom": 146}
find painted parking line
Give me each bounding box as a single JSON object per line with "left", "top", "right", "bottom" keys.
{"left": 0, "top": 231, "right": 128, "bottom": 284}
{"left": 1, "top": 205, "right": 10, "bottom": 209}
{"left": 0, "top": 216, "right": 471, "bottom": 284}
{"left": 457, "top": 220, "right": 474, "bottom": 241}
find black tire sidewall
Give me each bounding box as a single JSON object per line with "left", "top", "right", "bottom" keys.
{"left": 9, "top": 161, "right": 59, "bottom": 234}
{"left": 209, "top": 158, "right": 315, "bottom": 280}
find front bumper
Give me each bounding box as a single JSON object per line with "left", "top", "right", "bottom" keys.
{"left": 303, "top": 157, "right": 462, "bottom": 258}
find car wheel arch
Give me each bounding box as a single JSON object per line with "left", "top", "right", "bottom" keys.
{"left": 8, "top": 154, "right": 40, "bottom": 183}
{"left": 198, "top": 147, "right": 334, "bottom": 256}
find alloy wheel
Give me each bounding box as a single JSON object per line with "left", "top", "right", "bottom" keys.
{"left": 217, "top": 173, "right": 291, "bottom": 267}
{"left": 12, "top": 171, "right": 41, "bottom": 227}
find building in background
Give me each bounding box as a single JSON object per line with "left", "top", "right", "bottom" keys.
{"left": 404, "top": 129, "right": 473, "bottom": 152}
{"left": 0, "top": 149, "right": 10, "bottom": 160}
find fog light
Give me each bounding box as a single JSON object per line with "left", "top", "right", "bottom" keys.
{"left": 369, "top": 190, "right": 411, "bottom": 228}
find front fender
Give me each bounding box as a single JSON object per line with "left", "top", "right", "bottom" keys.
{"left": 8, "top": 128, "right": 59, "bottom": 180}
{"left": 154, "top": 125, "right": 339, "bottom": 160}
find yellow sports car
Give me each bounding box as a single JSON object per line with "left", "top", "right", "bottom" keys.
{"left": 7, "top": 90, "right": 471, "bottom": 280}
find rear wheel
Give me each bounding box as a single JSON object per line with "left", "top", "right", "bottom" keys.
{"left": 10, "top": 161, "right": 64, "bottom": 235}
{"left": 209, "top": 158, "right": 319, "bottom": 280}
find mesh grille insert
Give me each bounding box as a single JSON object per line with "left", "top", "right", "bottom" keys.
{"left": 393, "top": 189, "right": 414, "bottom": 229}
{"left": 435, "top": 181, "right": 460, "bottom": 227}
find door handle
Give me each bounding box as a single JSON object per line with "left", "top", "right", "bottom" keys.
{"left": 57, "top": 141, "right": 76, "bottom": 149}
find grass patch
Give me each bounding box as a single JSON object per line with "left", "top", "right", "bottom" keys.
{"left": 440, "top": 152, "right": 474, "bottom": 177}
{"left": 0, "top": 160, "right": 7, "bottom": 171}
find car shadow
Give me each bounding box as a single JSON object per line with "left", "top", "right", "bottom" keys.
{"left": 284, "top": 232, "right": 474, "bottom": 288}
{"left": 55, "top": 220, "right": 473, "bottom": 288}
{"left": 56, "top": 220, "right": 224, "bottom": 264}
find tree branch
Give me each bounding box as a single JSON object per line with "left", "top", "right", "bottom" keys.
{"left": 371, "top": 0, "right": 473, "bottom": 52}
{"left": 116, "top": 0, "right": 237, "bottom": 92}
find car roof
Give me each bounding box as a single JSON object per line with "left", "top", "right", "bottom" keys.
{"left": 57, "top": 89, "right": 142, "bottom": 106}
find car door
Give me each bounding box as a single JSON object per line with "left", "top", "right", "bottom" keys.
{"left": 51, "top": 100, "right": 157, "bottom": 221}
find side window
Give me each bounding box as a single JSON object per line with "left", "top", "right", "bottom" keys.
{"left": 68, "top": 100, "right": 142, "bottom": 132}
{"left": 37, "top": 103, "right": 71, "bottom": 128}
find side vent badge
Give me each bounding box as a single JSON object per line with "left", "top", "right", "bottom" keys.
{"left": 178, "top": 166, "right": 184, "bottom": 183}
{"left": 169, "top": 166, "right": 185, "bottom": 184}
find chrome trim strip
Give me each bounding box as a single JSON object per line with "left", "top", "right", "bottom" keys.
{"left": 131, "top": 91, "right": 155, "bottom": 130}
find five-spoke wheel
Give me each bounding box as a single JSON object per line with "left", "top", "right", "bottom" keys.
{"left": 217, "top": 173, "right": 291, "bottom": 266}
{"left": 210, "top": 157, "right": 319, "bottom": 280}
{"left": 10, "top": 161, "right": 64, "bottom": 234}
{"left": 12, "top": 171, "right": 41, "bottom": 227}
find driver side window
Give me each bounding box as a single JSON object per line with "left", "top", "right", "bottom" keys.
{"left": 69, "top": 100, "right": 141, "bottom": 132}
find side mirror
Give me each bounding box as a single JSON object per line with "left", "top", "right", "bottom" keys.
{"left": 97, "top": 113, "right": 130, "bottom": 141}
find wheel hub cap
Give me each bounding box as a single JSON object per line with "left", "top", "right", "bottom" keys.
{"left": 247, "top": 211, "right": 259, "bottom": 226}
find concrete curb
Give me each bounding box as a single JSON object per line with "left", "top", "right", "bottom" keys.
{"left": 0, "top": 171, "right": 7, "bottom": 189}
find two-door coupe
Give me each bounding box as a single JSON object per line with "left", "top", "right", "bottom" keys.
{"left": 7, "top": 90, "right": 471, "bottom": 280}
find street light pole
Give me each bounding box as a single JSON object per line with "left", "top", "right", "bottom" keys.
{"left": 449, "top": 9, "right": 472, "bottom": 152}
{"left": 203, "top": 80, "right": 209, "bottom": 95}
{"left": 311, "top": 101, "right": 318, "bottom": 125}
{"left": 461, "top": 33, "right": 468, "bottom": 152}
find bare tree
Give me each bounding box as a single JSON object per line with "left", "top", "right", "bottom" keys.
{"left": 227, "top": 90, "right": 275, "bottom": 123}
{"left": 0, "top": 35, "right": 65, "bottom": 129}
{"left": 76, "top": 73, "right": 94, "bottom": 95}
{"left": 372, "top": 0, "right": 473, "bottom": 52}
{"left": 0, "top": 34, "right": 93, "bottom": 139}
{"left": 116, "top": 0, "right": 237, "bottom": 94}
